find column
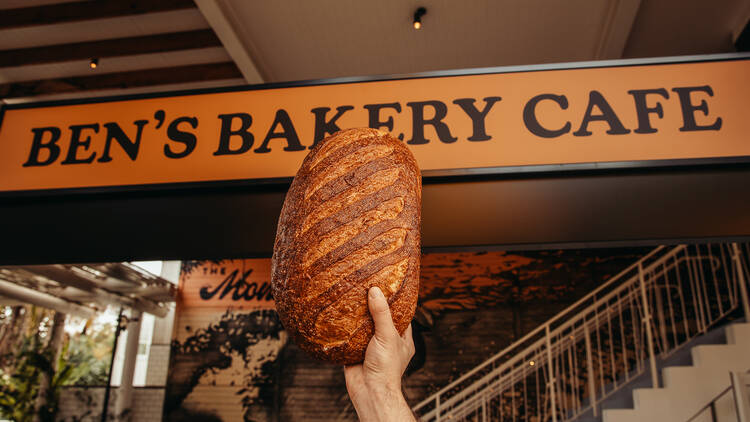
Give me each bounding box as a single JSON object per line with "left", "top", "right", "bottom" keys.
{"left": 115, "top": 309, "right": 142, "bottom": 421}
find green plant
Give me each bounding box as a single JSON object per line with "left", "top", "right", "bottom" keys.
{"left": 64, "top": 323, "right": 114, "bottom": 386}
{"left": 0, "top": 346, "right": 73, "bottom": 422}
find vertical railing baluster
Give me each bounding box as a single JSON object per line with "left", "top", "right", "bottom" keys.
{"left": 709, "top": 400, "right": 718, "bottom": 422}
{"left": 628, "top": 287, "right": 642, "bottom": 373}
{"left": 594, "top": 308, "right": 604, "bottom": 397}
{"left": 730, "top": 371, "right": 749, "bottom": 422}
{"left": 482, "top": 392, "right": 487, "bottom": 422}
{"left": 688, "top": 253, "right": 705, "bottom": 334}
{"left": 556, "top": 335, "right": 565, "bottom": 419}
{"left": 436, "top": 394, "right": 441, "bottom": 422}
{"left": 605, "top": 303, "right": 616, "bottom": 389}
{"left": 663, "top": 265, "right": 678, "bottom": 350}
{"left": 654, "top": 269, "right": 668, "bottom": 355}
{"left": 674, "top": 252, "right": 690, "bottom": 342}
{"left": 499, "top": 381, "right": 503, "bottom": 422}
{"left": 570, "top": 329, "right": 583, "bottom": 413}
{"left": 545, "top": 325, "right": 557, "bottom": 422}
{"left": 567, "top": 336, "right": 576, "bottom": 415}
{"left": 696, "top": 245, "right": 712, "bottom": 327}
{"left": 511, "top": 363, "right": 516, "bottom": 422}
{"left": 584, "top": 321, "right": 597, "bottom": 417}
{"left": 524, "top": 364, "right": 529, "bottom": 422}
{"left": 721, "top": 244, "right": 737, "bottom": 307}
{"left": 618, "top": 299, "right": 629, "bottom": 381}
{"left": 708, "top": 244, "right": 724, "bottom": 316}
{"left": 638, "top": 262, "right": 660, "bottom": 388}
{"left": 535, "top": 363, "right": 541, "bottom": 421}
{"left": 732, "top": 243, "right": 750, "bottom": 320}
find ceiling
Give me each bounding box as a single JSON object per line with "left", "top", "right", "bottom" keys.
{"left": 0, "top": 0, "right": 748, "bottom": 103}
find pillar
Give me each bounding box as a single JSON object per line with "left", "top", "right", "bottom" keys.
{"left": 115, "top": 309, "right": 142, "bottom": 421}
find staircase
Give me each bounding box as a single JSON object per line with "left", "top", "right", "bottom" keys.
{"left": 412, "top": 243, "right": 750, "bottom": 422}
{"left": 603, "top": 322, "right": 750, "bottom": 422}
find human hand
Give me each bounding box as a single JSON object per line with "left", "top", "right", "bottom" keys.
{"left": 344, "top": 286, "right": 416, "bottom": 421}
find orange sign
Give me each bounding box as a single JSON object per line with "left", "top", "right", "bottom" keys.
{"left": 178, "top": 259, "right": 274, "bottom": 310}
{"left": 1, "top": 58, "right": 748, "bottom": 193}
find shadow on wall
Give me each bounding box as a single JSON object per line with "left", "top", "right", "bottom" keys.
{"left": 164, "top": 309, "right": 285, "bottom": 421}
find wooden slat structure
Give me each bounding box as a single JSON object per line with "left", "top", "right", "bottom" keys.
{"left": 0, "top": 29, "right": 222, "bottom": 68}
{"left": 0, "top": 0, "right": 246, "bottom": 101}
{"left": 0, "top": 62, "right": 241, "bottom": 98}
{"left": 0, "top": 0, "right": 196, "bottom": 30}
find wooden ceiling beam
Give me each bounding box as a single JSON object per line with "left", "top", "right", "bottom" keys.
{"left": 194, "top": 0, "right": 265, "bottom": 83}
{"left": 0, "top": 62, "right": 241, "bottom": 99}
{"left": 0, "top": 29, "right": 222, "bottom": 68}
{"left": 0, "top": 0, "right": 197, "bottom": 30}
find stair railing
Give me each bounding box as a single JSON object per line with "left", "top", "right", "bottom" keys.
{"left": 686, "top": 370, "right": 750, "bottom": 422}
{"left": 413, "top": 243, "right": 750, "bottom": 422}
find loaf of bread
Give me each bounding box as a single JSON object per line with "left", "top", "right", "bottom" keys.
{"left": 271, "top": 127, "right": 421, "bottom": 365}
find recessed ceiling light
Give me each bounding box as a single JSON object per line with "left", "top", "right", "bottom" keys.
{"left": 413, "top": 7, "right": 426, "bottom": 30}
{"left": 90, "top": 58, "right": 98, "bottom": 69}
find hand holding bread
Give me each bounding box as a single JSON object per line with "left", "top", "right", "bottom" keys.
{"left": 271, "top": 127, "right": 421, "bottom": 365}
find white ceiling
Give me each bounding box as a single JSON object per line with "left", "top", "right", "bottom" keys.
{"left": 623, "top": 0, "right": 750, "bottom": 58}
{"left": 0, "top": 0, "right": 747, "bottom": 103}
{"left": 225, "top": 0, "right": 638, "bottom": 82}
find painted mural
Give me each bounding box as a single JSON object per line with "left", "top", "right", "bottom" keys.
{"left": 164, "top": 247, "right": 653, "bottom": 421}
{"left": 164, "top": 260, "right": 287, "bottom": 421}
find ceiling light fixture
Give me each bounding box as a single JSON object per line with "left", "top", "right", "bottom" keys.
{"left": 413, "top": 7, "right": 426, "bottom": 30}
{"left": 90, "top": 58, "right": 98, "bottom": 69}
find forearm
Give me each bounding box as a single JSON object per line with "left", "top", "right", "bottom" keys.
{"left": 350, "top": 385, "right": 416, "bottom": 422}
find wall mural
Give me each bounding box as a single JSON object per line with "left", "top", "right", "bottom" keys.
{"left": 163, "top": 247, "right": 652, "bottom": 421}
{"left": 164, "top": 260, "right": 287, "bottom": 421}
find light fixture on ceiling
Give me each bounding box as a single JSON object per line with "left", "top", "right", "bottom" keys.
{"left": 413, "top": 7, "right": 426, "bottom": 30}
{"left": 90, "top": 58, "right": 98, "bottom": 69}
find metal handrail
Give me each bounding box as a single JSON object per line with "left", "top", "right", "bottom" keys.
{"left": 686, "top": 370, "right": 750, "bottom": 422}
{"left": 423, "top": 255, "right": 682, "bottom": 418}
{"left": 414, "top": 243, "right": 750, "bottom": 422}
{"left": 686, "top": 385, "right": 733, "bottom": 422}
{"left": 413, "top": 246, "right": 669, "bottom": 412}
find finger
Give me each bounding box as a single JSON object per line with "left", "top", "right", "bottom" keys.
{"left": 368, "top": 287, "right": 398, "bottom": 340}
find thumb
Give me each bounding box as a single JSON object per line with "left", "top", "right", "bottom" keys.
{"left": 368, "top": 287, "right": 398, "bottom": 340}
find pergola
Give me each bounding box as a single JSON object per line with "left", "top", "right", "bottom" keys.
{"left": 0, "top": 263, "right": 176, "bottom": 318}
{"left": 0, "top": 262, "right": 177, "bottom": 420}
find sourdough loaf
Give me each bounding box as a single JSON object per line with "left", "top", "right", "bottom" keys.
{"left": 271, "top": 127, "right": 421, "bottom": 365}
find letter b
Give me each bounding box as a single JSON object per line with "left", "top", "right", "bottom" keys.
{"left": 23, "top": 127, "right": 62, "bottom": 167}
{"left": 214, "top": 113, "right": 253, "bottom": 155}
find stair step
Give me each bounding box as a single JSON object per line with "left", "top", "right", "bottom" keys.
{"left": 691, "top": 344, "right": 747, "bottom": 368}
{"left": 632, "top": 388, "right": 680, "bottom": 414}
{"left": 602, "top": 408, "right": 637, "bottom": 422}
{"left": 726, "top": 322, "right": 750, "bottom": 347}
{"left": 661, "top": 366, "right": 695, "bottom": 389}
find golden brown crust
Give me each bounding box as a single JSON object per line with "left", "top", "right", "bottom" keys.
{"left": 271, "top": 128, "right": 421, "bottom": 365}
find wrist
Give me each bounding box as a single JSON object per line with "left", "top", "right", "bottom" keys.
{"left": 350, "top": 384, "right": 414, "bottom": 422}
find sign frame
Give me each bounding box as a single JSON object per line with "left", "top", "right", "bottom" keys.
{"left": 1, "top": 52, "right": 749, "bottom": 198}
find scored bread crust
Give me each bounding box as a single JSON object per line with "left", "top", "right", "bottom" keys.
{"left": 271, "top": 128, "right": 421, "bottom": 365}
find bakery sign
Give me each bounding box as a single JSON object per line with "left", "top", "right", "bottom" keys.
{"left": 0, "top": 57, "right": 748, "bottom": 193}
